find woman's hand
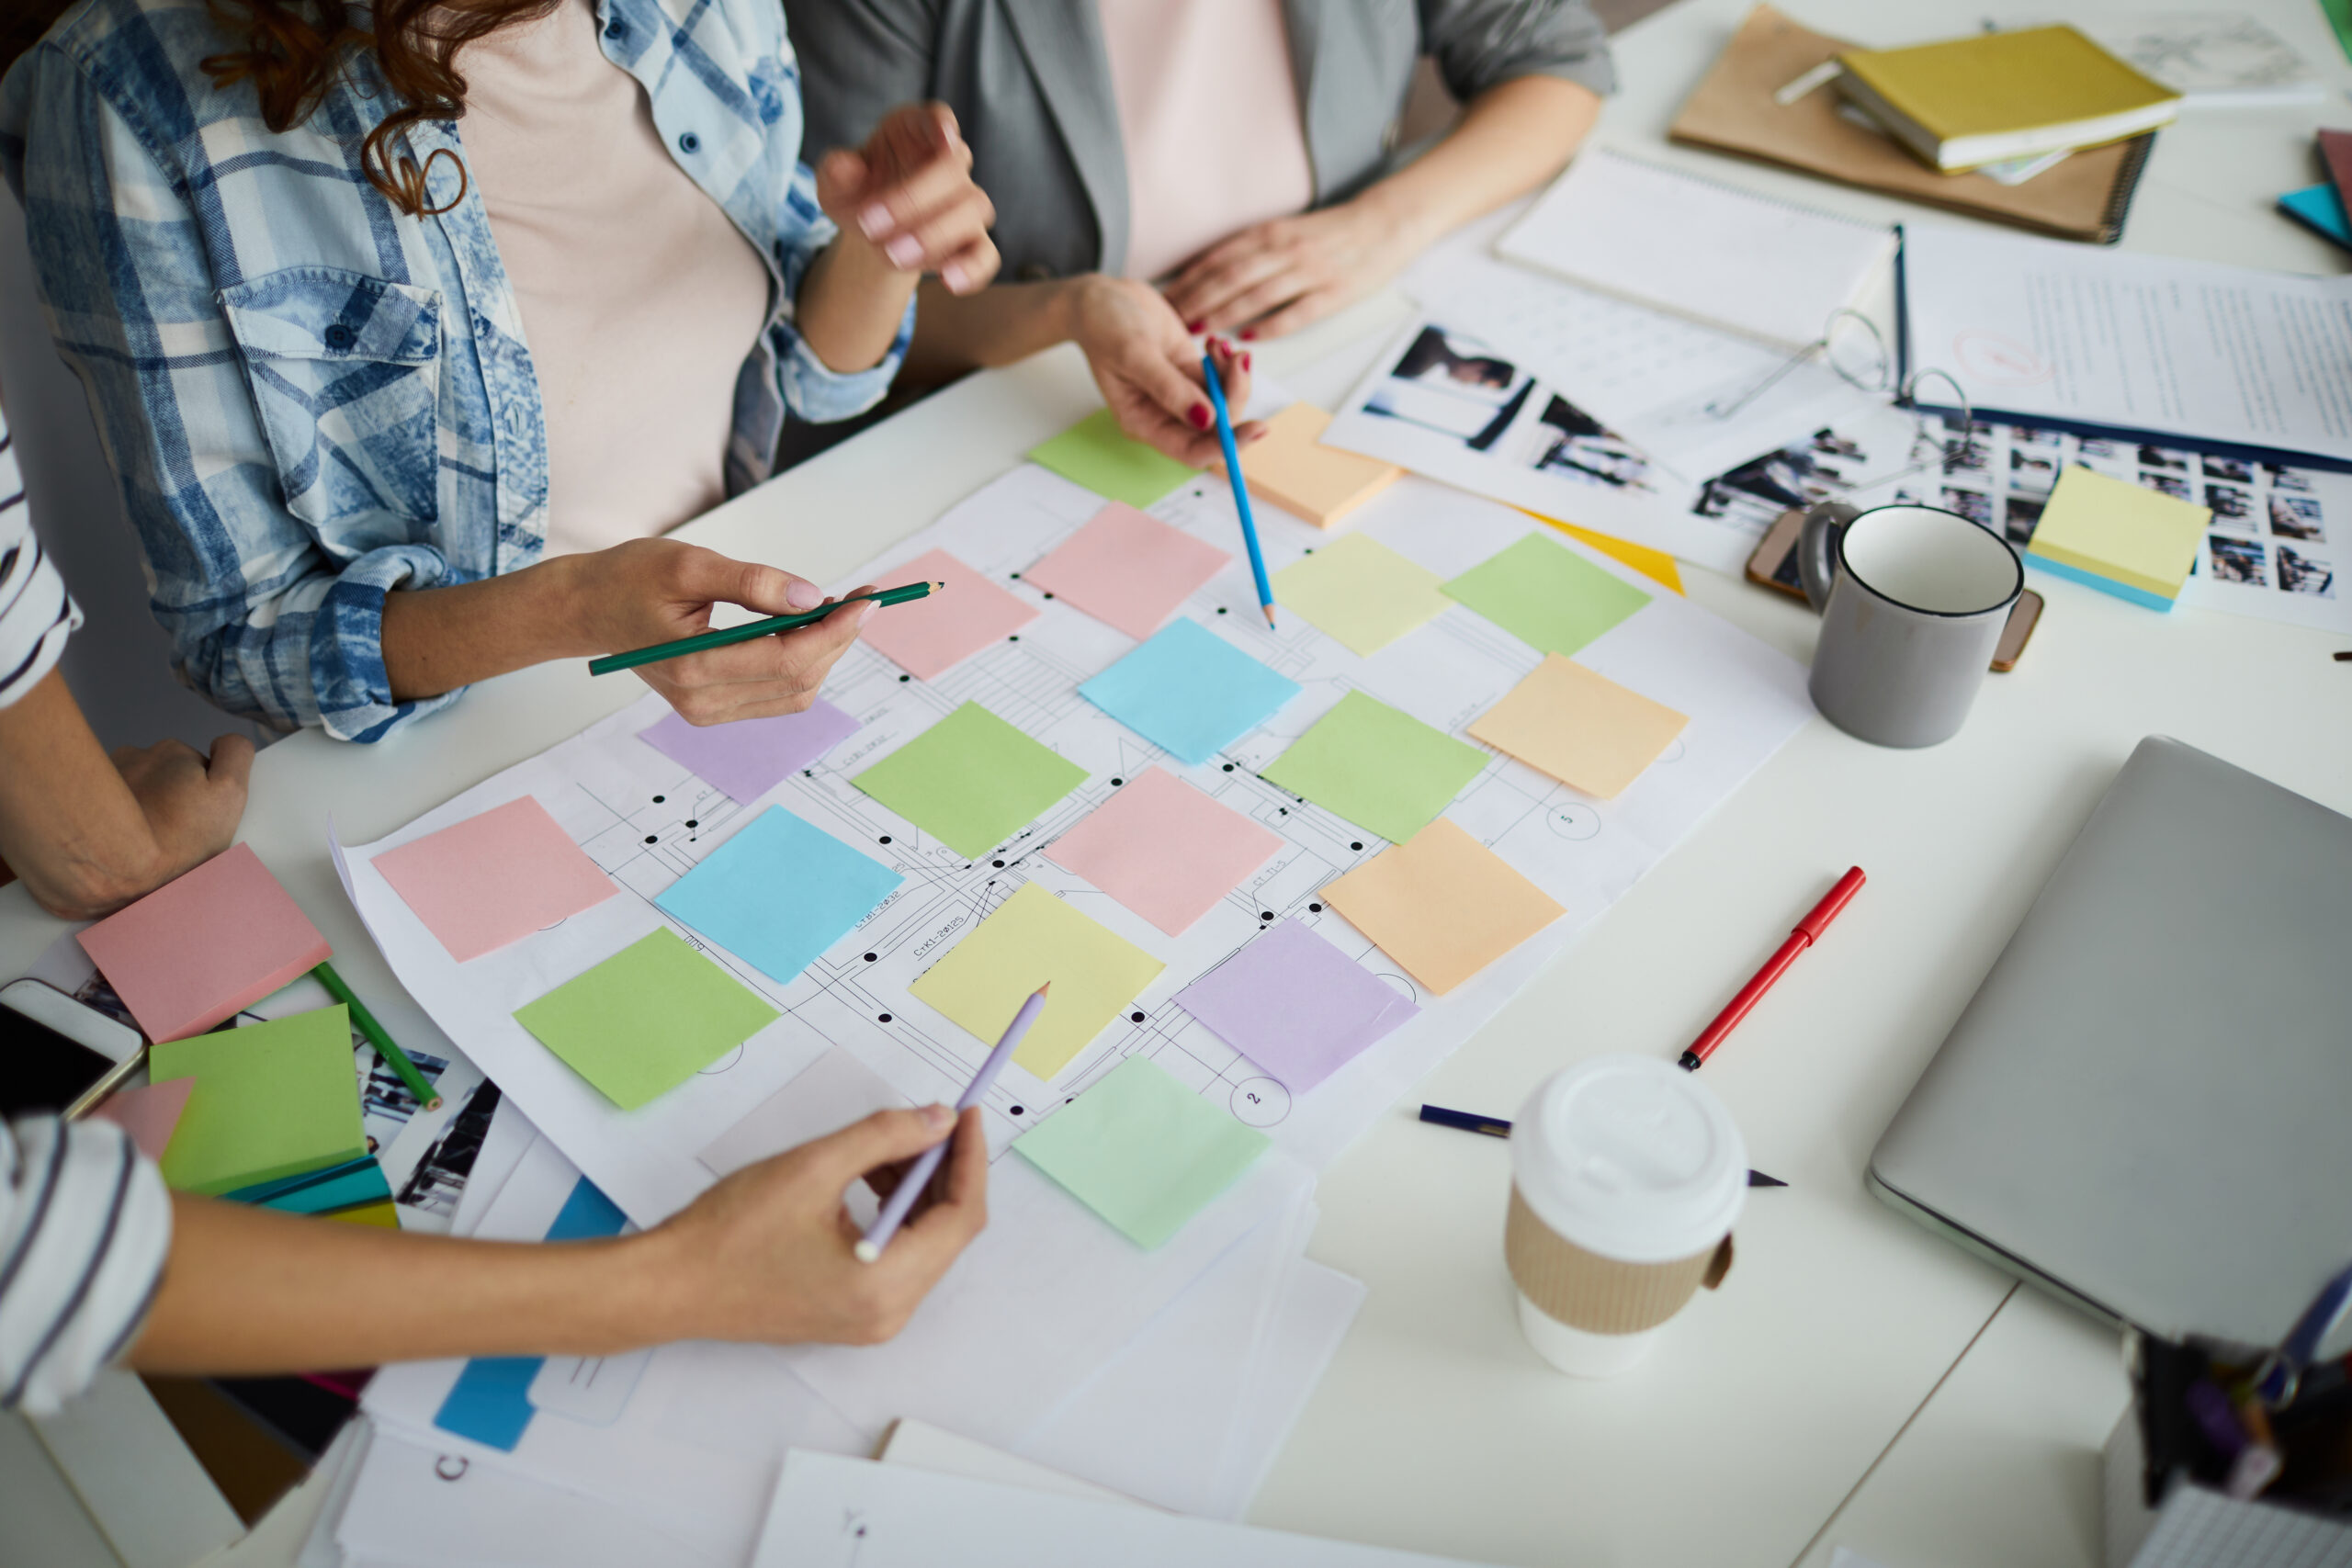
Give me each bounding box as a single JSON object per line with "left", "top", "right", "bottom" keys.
{"left": 1162, "top": 194, "right": 1427, "bottom": 342}
{"left": 643, "top": 1105, "right": 988, "bottom": 1346}
{"left": 816, "top": 103, "right": 1000, "bottom": 297}
{"left": 1067, "top": 277, "right": 1263, "bottom": 466}
{"left": 112, "top": 735, "right": 254, "bottom": 886}
{"left": 567, "top": 539, "right": 874, "bottom": 727}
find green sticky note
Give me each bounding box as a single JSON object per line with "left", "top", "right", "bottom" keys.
{"left": 1442, "top": 533, "right": 1650, "bottom": 657}
{"left": 1013, "top": 1055, "right": 1269, "bottom": 1248}
{"left": 1030, "top": 410, "right": 1199, "bottom": 509}
{"left": 1272, "top": 532, "right": 1451, "bottom": 657}
{"left": 852, "top": 702, "right": 1089, "bottom": 861}
{"left": 514, "top": 929, "right": 779, "bottom": 1110}
{"left": 1261, "top": 691, "right": 1487, "bottom": 845}
{"left": 148, "top": 1007, "right": 368, "bottom": 1196}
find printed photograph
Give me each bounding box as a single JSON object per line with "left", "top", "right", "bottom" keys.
{"left": 2139, "top": 446, "right": 2188, "bottom": 471}
{"left": 2265, "top": 464, "right": 2313, "bottom": 493}
{"left": 2141, "top": 472, "right": 2192, "bottom": 502}
{"left": 2206, "top": 484, "right": 2251, "bottom": 521}
{"left": 1513, "top": 394, "right": 1653, "bottom": 489}
{"left": 2201, "top": 455, "right": 2253, "bottom": 483}
{"left": 2011, "top": 424, "right": 2062, "bottom": 449}
{"left": 2268, "top": 493, "right": 2325, "bottom": 541}
{"left": 2278, "top": 545, "right": 2335, "bottom": 597}
{"left": 1693, "top": 426, "right": 1871, "bottom": 528}
{"left": 2208, "top": 536, "right": 2266, "bottom": 584}
{"left": 2004, "top": 495, "right": 2045, "bottom": 547}
{"left": 1941, "top": 487, "right": 1994, "bottom": 527}
{"left": 2076, "top": 437, "right": 2123, "bottom": 461}
{"left": 2010, "top": 447, "right": 2059, "bottom": 491}
{"left": 1363, "top": 326, "right": 1531, "bottom": 451}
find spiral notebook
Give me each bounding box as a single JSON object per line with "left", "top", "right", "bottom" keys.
{"left": 1497, "top": 146, "right": 1895, "bottom": 352}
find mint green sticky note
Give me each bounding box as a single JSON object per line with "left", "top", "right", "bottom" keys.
{"left": 1013, "top": 1055, "right": 1269, "bottom": 1248}
{"left": 1029, "top": 410, "right": 1200, "bottom": 509}
{"left": 514, "top": 929, "right": 779, "bottom": 1110}
{"left": 1442, "top": 533, "right": 1651, "bottom": 657}
{"left": 1261, "top": 691, "right": 1487, "bottom": 845}
{"left": 852, "top": 702, "right": 1089, "bottom": 861}
{"left": 148, "top": 1007, "right": 368, "bottom": 1196}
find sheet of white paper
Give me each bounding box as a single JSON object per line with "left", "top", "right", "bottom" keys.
{"left": 1211, "top": 1260, "right": 1367, "bottom": 1519}
{"left": 752, "top": 1451, "right": 1498, "bottom": 1567}
{"left": 699, "top": 1046, "right": 905, "bottom": 1178}
{"left": 295, "top": 1415, "right": 374, "bottom": 1568}
{"left": 879, "top": 1418, "right": 1144, "bottom": 1506}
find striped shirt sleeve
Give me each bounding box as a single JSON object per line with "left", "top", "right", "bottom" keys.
{"left": 0, "top": 1115, "right": 173, "bottom": 1417}
{"left": 0, "top": 408, "right": 84, "bottom": 710}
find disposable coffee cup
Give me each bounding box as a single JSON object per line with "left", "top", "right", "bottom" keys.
{"left": 1505, "top": 1055, "right": 1746, "bottom": 1377}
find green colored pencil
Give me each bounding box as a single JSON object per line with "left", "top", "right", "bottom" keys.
{"left": 312, "top": 961, "right": 441, "bottom": 1111}
{"left": 587, "top": 580, "right": 944, "bottom": 676}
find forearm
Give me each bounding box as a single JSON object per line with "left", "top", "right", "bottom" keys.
{"left": 795, "top": 235, "right": 921, "bottom": 375}
{"left": 900, "top": 276, "right": 1085, "bottom": 381}
{"left": 0, "top": 673, "right": 169, "bottom": 917}
{"left": 130, "top": 1196, "right": 685, "bottom": 1373}
{"left": 1356, "top": 74, "right": 1601, "bottom": 245}
{"left": 379, "top": 555, "right": 598, "bottom": 703}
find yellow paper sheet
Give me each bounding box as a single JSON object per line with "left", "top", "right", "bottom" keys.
{"left": 1270, "top": 532, "right": 1451, "bottom": 656}
{"left": 1211, "top": 403, "right": 1402, "bottom": 528}
{"left": 909, "top": 882, "right": 1166, "bottom": 1080}
{"left": 1520, "top": 510, "right": 1685, "bottom": 595}
{"left": 1321, "top": 818, "right": 1565, "bottom": 997}
{"left": 1468, "top": 654, "right": 1689, "bottom": 799}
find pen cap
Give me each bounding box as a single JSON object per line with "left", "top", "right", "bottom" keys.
{"left": 1510, "top": 1055, "right": 1747, "bottom": 1266}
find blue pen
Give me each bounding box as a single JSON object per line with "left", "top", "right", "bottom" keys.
{"left": 1202, "top": 352, "right": 1277, "bottom": 630}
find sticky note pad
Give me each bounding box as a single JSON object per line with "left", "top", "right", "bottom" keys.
{"left": 75, "top": 843, "right": 331, "bottom": 1043}
{"left": 656, "top": 807, "right": 902, "bottom": 986}
{"left": 639, "top": 700, "right": 861, "bottom": 806}
{"left": 1261, "top": 691, "right": 1487, "bottom": 845}
{"left": 374, "top": 797, "right": 618, "bottom": 964}
{"left": 1024, "top": 502, "right": 1232, "bottom": 641}
{"left": 2027, "top": 466, "right": 2209, "bottom": 610}
{"left": 1442, "top": 533, "right": 1651, "bottom": 657}
{"left": 1212, "top": 402, "right": 1400, "bottom": 528}
{"left": 1469, "top": 654, "right": 1689, "bottom": 799}
{"left": 1321, "top": 818, "right": 1565, "bottom": 996}
{"left": 1271, "top": 532, "right": 1450, "bottom": 656}
{"left": 852, "top": 702, "right": 1089, "bottom": 860}
{"left": 1045, "top": 769, "right": 1283, "bottom": 937}
{"left": 1078, "top": 619, "right": 1300, "bottom": 766}
{"left": 1029, "top": 409, "right": 1199, "bottom": 509}
{"left": 1173, "top": 919, "right": 1420, "bottom": 1094}
{"left": 147, "top": 1006, "right": 368, "bottom": 1195}
{"left": 909, "top": 882, "right": 1165, "bottom": 1080}
{"left": 1012, "top": 1055, "right": 1269, "bottom": 1248}
{"left": 514, "top": 929, "right": 780, "bottom": 1110}
{"left": 859, "top": 547, "right": 1040, "bottom": 681}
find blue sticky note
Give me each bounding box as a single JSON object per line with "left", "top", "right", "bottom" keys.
{"left": 1079, "top": 618, "right": 1301, "bottom": 766}
{"left": 2278, "top": 183, "right": 2352, "bottom": 251}
{"left": 656, "top": 807, "right": 903, "bottom": 987}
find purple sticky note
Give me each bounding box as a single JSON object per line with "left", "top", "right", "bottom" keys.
{"left": 1173, "top": 918, "right": 1421, "bottom": 1095}
{"left": 639, "top": 701, "right": 862, "bottom": 805}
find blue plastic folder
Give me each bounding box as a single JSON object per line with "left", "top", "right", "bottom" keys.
{"left": 656, "top": 807, "right": 903, "bottom": 987}
{"left": 1078, "top": 618, "right": 1300, "bottom": 766}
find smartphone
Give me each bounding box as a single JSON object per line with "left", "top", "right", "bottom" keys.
{"left": 0, "top": 977, "right": 146, "bottom": 1120}
{"left": 1747, "top": 508, "right": 2046, "bottom": 671}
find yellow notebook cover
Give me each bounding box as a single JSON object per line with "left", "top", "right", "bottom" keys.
{"left": 2027, "top": 466, "right": 2207, "bottom": 603}
{"left": 1840, "top": 27, "right": 2177, "bottom": 144}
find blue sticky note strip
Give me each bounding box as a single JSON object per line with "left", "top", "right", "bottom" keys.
{"left": 254, "top": 1160, "right": 392, "bottom": 1216}
{"left": 2025, "top": 551, "right": 2178, "bottom": 611}
{"left": 434, "top": 1176, "right": 627, "bottom": 1451}
{"left": 2278, "top": 183, "right": 2352, "bottom": 250}
{"left": 222, "top": 1156, "right": 380, "bottom": 1207}
{"left": 1078, "top": 618, "right": 1301, "bottom": 766}
{"left": 655, "top": 807, "right": 904, "bottom": 987}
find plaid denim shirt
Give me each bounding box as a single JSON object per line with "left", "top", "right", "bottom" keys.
{"left": 1, "top": 0, "right": 908, "bottom": 740}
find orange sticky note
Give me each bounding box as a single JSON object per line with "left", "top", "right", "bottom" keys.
{"left": 1321, "top": 818, "right": 1565, "bottom": 997}
{"left": 1045, "top": 768, "right": 1283, "bottom": 937}
{"left": 1523, "top": 511, "right": 1684, "bottom": 595}
{"left": 374, "top": 796, "right": 619, "bottom": 962}
{"left": 1468, "top": 655, "right": 1688, "bottom": 799}
{"left": 77, "top": 843, "right": 332, "bottom": 1042}
{"left": 1024, "top": 502, "right": 1231, "bottom": 641}
{"left": 1212, "top": 403, "right": 1402, "bottom": 528}
{"left": 860, "top": 547, "right": 1041, "bottom": 680}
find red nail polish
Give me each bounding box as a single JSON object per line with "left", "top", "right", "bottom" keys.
{"left": 1190, "top": 405, "right": 1211, "bottom": 430}
{"left": 1187, "top": 320, "right": 1204, "bottom": 334}
{"left": 1242, "top": 352, "right": 1252, "bottom": 371}
{"left": 1240, "top": 328, "right": 1258, "bottom": 342}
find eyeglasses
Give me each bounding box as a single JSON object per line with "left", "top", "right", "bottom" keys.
{"left": 1705, "top": 309, "right": 1982, "bottom": 491}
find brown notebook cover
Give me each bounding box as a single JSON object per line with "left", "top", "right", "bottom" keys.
{"left": 2321, "top": 128, "right": 2352, "bottom": 213}
{"left": 1668, "top": 5, "right": 2152, "bottom": 244}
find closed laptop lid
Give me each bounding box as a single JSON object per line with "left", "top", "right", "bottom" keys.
{"left": 1871, "top": 736, "right": 2352, "bottom": 1347}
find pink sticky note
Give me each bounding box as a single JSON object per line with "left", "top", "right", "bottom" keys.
{"left": 859, "top": 547, "right": 1040, "bottom": 681}
{"left": 1044, "top": 768, "right": 1282, "bottom": 937}
{"left": 77, "top": 843, "right": 332, "bottom": 1043}
{"left": 89, "top": 1077, "right": 197, "bottom": 1161}
{"left": 639, "top": 699, "right": 861, "bottom": 805}
{"left": 374, "top": 796, "right": 618, "bottom": 963}
{"left": 1024, "top": 503, "right": 1233, "bottom": 641}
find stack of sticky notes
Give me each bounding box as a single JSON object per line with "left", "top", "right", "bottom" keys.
{"left": 147, "top": 1006, "right": 369, "bottom": 1196}
{"left": 1210, "top": 402, "right": 1401, "bottom": 529}
{"left": 77, "top": 842, "right": 332, "bottom": 1041}
{"left": 2026, "top": 465, "right": 2211, "bottom": 611}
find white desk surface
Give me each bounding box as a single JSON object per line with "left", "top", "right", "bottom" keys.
{"left": 6, "top": 1, "right": 2349, "bottom": 1564}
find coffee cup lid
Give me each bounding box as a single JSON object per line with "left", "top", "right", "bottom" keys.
{"left": 1510, "top": 1055, "right": 1747, "bottom": 1264}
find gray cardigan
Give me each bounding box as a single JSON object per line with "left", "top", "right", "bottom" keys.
{"left": 786, "top": 0, "right": 1615, "bottom": 282}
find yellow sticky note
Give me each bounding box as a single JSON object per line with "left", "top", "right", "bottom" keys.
{"left": 1321, "top": 818, "right": 1565, "bottom": 997}
{"left": 2027, "top": 467, "right": 2208, "bottom": 608}
{"left": 1213, "top": 403, "right": 1402, "bottom": 528}
{"left": 910, "top": 883, "right": 1166, "bottom": 1080}
{"left": 1272, "top": 533, "right": 1451, "bottom": 656}
{"left": 327, "top": 1200, "right": 402, "bottom": 1229}
{"left": 1521, "top": 511, "right": 1684, "bottom": 595}
{"left": 1469, "top": 655, "right": 1689, "bottom": 799}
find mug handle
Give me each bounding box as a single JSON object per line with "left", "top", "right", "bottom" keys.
{"left": 1796, "top": 501, "right": 1860, "bottom": 613}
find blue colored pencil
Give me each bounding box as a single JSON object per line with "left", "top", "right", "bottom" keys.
{"left": 854, "top": 982, "right": 1050, "bottom": 1262}
{"left": 1202, "top": 352, "right": 1277, "bottom": 630}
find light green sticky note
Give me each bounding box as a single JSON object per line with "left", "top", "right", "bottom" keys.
{"left": 1013, "top": 1055, "right": 1269, "bottom": 1248}
{"left": 1261, "top": 691, "right": 1487, "bottom": 845}
{"left": 852, "top": 702, "right": 1089, "bottom": 861}
{"left": 1029, "top": 409, "right": 1199, "bottom": 509}
{"left": 514, "top": 929, "right": 779, "bottom": 1110}
{"left": 1442, "top": 533, "right": 1651, "bottom": 657}
{"left": 148, "top": 1006, "right": 368, "bottom": 1196}
{"left": 1272, "top": 532, "right": 1451, "bottom": 657}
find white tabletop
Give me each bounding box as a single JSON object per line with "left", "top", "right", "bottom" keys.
{"left": 6, "top": 1, "right": 2349, "bottom": 1564}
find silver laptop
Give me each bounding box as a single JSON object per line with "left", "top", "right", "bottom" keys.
{"left": 1870, "top": 736, "right": 2352, "bottom": 1348}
